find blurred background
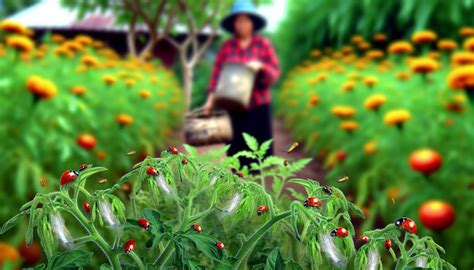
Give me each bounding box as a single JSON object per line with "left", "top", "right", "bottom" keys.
{"left": 0, "top": 0, "right": 473, "bottom": 268}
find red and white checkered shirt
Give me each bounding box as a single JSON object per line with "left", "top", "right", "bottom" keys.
{"left": 207, "top": 34, "right": 281, "bottom": 110}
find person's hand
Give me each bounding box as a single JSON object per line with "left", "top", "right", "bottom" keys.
{"left": 203, "top": 93, "right": 214, "bottom": 116}
{"left": 246, "top": 61, "right": 263, "bottom": 72}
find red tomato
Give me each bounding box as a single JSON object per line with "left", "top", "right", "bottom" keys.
{"left": 18, "top": 241, "right": 42, "bottom": 267}
{"left": 76, "top": 133, "right": 96, "bottom": 150}
{"left": 409, "top": 149, "right": 442, "bottom": 175}
{"left": 419, "top": 200, "right": 455, "bottom": 231}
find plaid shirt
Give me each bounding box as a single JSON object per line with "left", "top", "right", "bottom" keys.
{"left": 207, "top": 34, "right": 281, "bottom": 110}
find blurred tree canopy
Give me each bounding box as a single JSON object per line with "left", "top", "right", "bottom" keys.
{"left": 0, "top": 0, "right": 39, "bottom": 18}
{"left": 274, "top": 0, "right": 474, "bottom": 73}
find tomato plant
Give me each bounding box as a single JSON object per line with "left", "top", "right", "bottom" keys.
{"left": 0, "top": 134, "right": 453, "bottom": 269}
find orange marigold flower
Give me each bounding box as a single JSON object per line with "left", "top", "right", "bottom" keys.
{"left": 342, "top": 81, "right": 356, "bottom": 92}
{"left": 116, "top": 114, "right": 133, "bottom": 126}
{"left": 26, "top": 75, "right": 57, "bottom": 100}
{"left": 93, "top": 40, "right": 104, "bottom": 49}
{"left": 437, "top": 39, "right": 457, "bottom": 51}
{"left": 81, "top": 55, "right": 99, "bottom": 67}
{"left": 409, "top": 58, "right": 439, "bottom": 73}
{"left": 351, "top": 35, "right": 364, "bottom": 44}
{"left": 332, "top": 106, "right": 356, "bottom": 118}
{"left": 464, "top": 37, "right": 474, "bottom": 52}
{"left": 340, "top": 120, "right": 358, "bottom": 132}
{"left": 451, "top": 52, "right": 474, "bottom": 65}
{"left": 363, "top": 76, "right": 378, "bottom": 87}
{"left": 358, "top": 42, "right": 371, "bottom": 51}
{"left": 70, "top": 85, "right": 87, "bottom": 96}
{"left": 309, "top": 94, "right": 320, "bottom": 106}
{"left": 124, "top": 78, "right": 136, "bottom": 88}
{"left": 459, "top": 27, "right": 474, "bottom": 38}
{"left": 447, "top": 65, "right": 474, "bottom": 90}
{"left": 63, "top": 41, "right": 83, "bottom": 52}
{"left": 364, "top": 94, "right": 386, "bottom": 110}
{"left": 317, "top": 73, "right": 328, "bottom": 81}
{"left": 373, "top": 33, "right": 386, "bottom": 42}
{"left": 310, "top": 49, "right": 321, "bottom": 57}
{"left": 364, "top": 141, "right": 377, "bottom": 155}
{"left": 412, "top": 30, "right": 437, "bottom": 44}
{"left": 388, "top": 41, "right": 413, "bottom": 54}
{"left": 139, "top": 89, "right": 151, "bottom": 99}
{"left": 341, "top": 46, "right": 353, "bottom": 55}
{"left": 102, "top": 75, "right": 116, "bottom": 85}
{"left": 6, "top": 35, "right": 34, "bottom": 53}
{"left": 384, "top": 109, "right": 411, "bottom": 126}
{"left": 0, "top": 20, "right": 29, "bottom": 35}
{"left": 366, "top": 50, "right": 384, "bottom": 60}
{"left": 74, "top": 35, "right": 93, "bottom": 46}
{"left": 396, "top": 72, "right": 411, "bottom": 80}
{"left": 51, "top": 34, "right": 65, "bottom": 43}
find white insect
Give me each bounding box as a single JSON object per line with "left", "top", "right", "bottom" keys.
{"left": 319, "top": 232, "right": 346, "bottom": 268}
{"left": 98, "top": 200, "right": 121, "bottom": 228}
{"left": 50, "top": 212, "right": 73, "bottom": 249}
{"left": 367, "top": 248, "right": 380, "bottom": 270}
{"left": 155, "top": 173, "right": 172, "bottom": 194}
{"left": 223, "top": 193, "right": 243, "bottom": 215}
{"left": 208, "top": 175, "right": 218, "bottom": 186}
{"left": 416, "top": 256, "right": 428, "bottom": 268}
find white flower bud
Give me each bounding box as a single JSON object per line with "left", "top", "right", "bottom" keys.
{"left": 98, "top": 200, "right": 121, "bottom": 228}
{"left": 367, "top": 248, "right": 380, "bottom": 270}
{"left": 50, "top": 212, "right": 73, "bottom": 249}
{"left": 319, "top": 232, "right": 346, "bottom": 268}
{"left": 154, "top": 173, "right": 171, "bottom": 194}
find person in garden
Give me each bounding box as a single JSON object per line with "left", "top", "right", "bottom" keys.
{"left": 203, "top": 0, "right": 281, "bottom": 170}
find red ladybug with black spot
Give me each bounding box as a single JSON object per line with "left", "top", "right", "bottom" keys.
{"left": 384, "top": 239, "right": 392, "bottom": 250}
{"left": 215, "top": 241, "right": 225, "bottom": 250}
{"left": 124, "top": 239, "right": 136, "bottom": 253}
{"left": 78, "top": 164, "right": 89, "bottom": 171}
{"left": 191, "top": 224, "right": 202, "bottom": 233}
{"left": 60, "top": 170, "right": 79, "bottom": 186}
{"left": 359, "top": 235, "right": 369, "bottom": 244}
{"left": 82, "top": 202, "right": 91, "bottom": 214}
{"left": 257, "top": 205, "right": 269, "bottom": 216}
{"left": 146, "top": 167, "right": 158, "bottom": 176}
{"left": 167, "top": 147, "right": 179, "bottom": 154}
{"left": 330, "top": 227, "right": 349, "bottom": 237}
{"left": 137, "top": 218, "right": 150, "bottom": 230}
{"left": 304, "top": 197, "right": 321, "bottom": 207}
{"left": 394, "top": 217, "right": 417, "bottom": 234}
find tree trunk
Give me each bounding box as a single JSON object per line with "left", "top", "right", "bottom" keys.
{"left": 127, "top": 14, "right": 137, "bottom": 57}
{"left": 182, "top": 64, "right": 194, "bottom": 112}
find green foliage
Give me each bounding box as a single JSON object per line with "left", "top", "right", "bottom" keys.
{"left": 274, "top": 0, "right": 474, "bottom": 72}
{"left": 0, "top": 0, "right": 39, "bottom": 18}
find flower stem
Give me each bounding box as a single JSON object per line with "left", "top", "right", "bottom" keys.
{"left": 233, "top": 211, "right": 292, "bottom": 269}
{"left": 154, "top": 241, "right": 174, "bottom": 267}
{"left": 129, "top": 252, "right": 146, "bottom": 270}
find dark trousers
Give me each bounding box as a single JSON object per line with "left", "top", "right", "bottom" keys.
{"left": 227, "top": 103, "right": 274, "bottom": 170}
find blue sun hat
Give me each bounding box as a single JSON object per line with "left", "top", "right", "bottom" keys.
{"left": 220, "top": 0, "right": 267, "bottom": 33}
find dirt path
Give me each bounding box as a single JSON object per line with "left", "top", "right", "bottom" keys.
{"left": 170, "top": 117, "right": 326, "bottom": 183}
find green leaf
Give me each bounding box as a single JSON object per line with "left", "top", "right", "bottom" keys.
{"left": 183, "top": 144, "right": 198, "bottom": 157}
{"left": 48, "top": 249, "right": 93, "bottom": 269}
{"left": 264, "top": 248, "right": 285, "bottom": 270}
{"left": 182, "top": 232, "right": 223, "bottom": 261}
{"left": 258, "top": 139, "right": 273, "bottom": 157}
{"left": 24, "top": 264, "right": 46, "bottom": 270}
{"left": 348, "top": 202, "right": 366, "bottom": 219}
{"left": 285, "top": 259, "right": 303, "bottom": 270}
{"left": 242, "top": 132, "right": 259, "bottom": 151}
{"left": 1, "top": 210, "right": 27, "bottom": 234}
{"left": 99, "top": 264, "right": 112, "bottom": 270}
{"left": 78, "top": 167, "right": 108, "bottom": 182}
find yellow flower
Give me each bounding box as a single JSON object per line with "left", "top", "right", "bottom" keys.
{"left": 351, "top": 35, "right": 364, "bottom": 44}
{"left": 116, "top": 114, "right": 133, "bottom": 126}
{"left": 464, "top": 37, "right": 474, "bottom": 52}
{"left": 363, "top": 76, "right": 378, "bottom": 87}
{"left": 365, "top": 50, "right": 384, "bottom": 60}
{"left": 6, "top": 35, "right": 34, "bottom": 53}
{"left": 63, "top": 41, "right": 83, "bottom": 52}
{"left": 54, "top": 46, "right": 73, "bottom": 58}
{"left": 447, "top": 65, "right": 474, "bottom": 90}
{"left": 309, "top": 94, "right": 320, "bottom": 106}
{"left": 310, "top": 49, "right": 321, "bottom": 57}
{"left": 451, "top": 52, "right": 474, "bottom": 66}
{"left": 139, "top": 89, "right": 151, "bottom": 99}
{"left": 459, "top": 27, "right": 474, "bottom": 38}
{"left": 51, "top": 34, "right": 65, "bottom": 43}
{"left": 124, "top": 78, "right": 136, "bottom": 88}
{"left": 341, "top": 46, "right": 353, "bottom": 55}
{"left": 74, "top": 35, "right": 93, "bottom": 46}
{"left": 437, "top": 39, "right": 457, "bottom": 51}
{"left": 396, "top": 72, "right": 411, "bottom": 80}
{"left": 316, "top": 73, "right": 328, "bottom": 81}
{"left": 26, "top": 75, "right": 57, "bottom": 100}
{"left": 364, "top": 141, "right": 377, "bottom": 155}
{"left": 364, "top": 94, "right": 386, "bottom": 110}
{"left": 340, "top": 120, "right": 358, "bottom": 132}
{"left": 342, "top": 81, "right": 356, "bottom": 92}
{"left": 81, "top": 55, "right": 99, "bottom": 67}
{"left": 409, "top": 58, "right": 439, "bottom": 74}
{"left": 0, "top": 20, "right": 29, "bottom": 35}
{"left": 358, "top": 42, "right": 371, "bottom": 51}
{"left": 384, "top": 109, "right": 411, "bottom": 126}
{"left": 388, "top": 41, "right": 413, "bottom": 54}
{"left": 373, "top": 33, "right": 386, "bottom": 42}
{"left": 102, "top": 75, "right": 116, "bottom": 85}
{"left": 331, "top": 106, "right": 356, "bottom": 118}
{"left": 412, "top": 30, "right": 437, "bottom": 44}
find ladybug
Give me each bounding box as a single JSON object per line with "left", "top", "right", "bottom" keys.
{"left": 181, "top": 159, "right": 188, "bottom": 165}
{"left": 191, "top": 224, "right": 202, "bottom": 233}
{"left": 215, "top": 241, "right": 225, "bottom": 250}
{"left": 256, "top": 205, "right": 269, "bottom": 216}
{"left": 124, "top": 239, "right": 136, "bottom": 253}
{"left": 235, "top": 171, "right": 244, "bottom": 178}
{"left": 384, "top": 239, "right": 392, "bottom": 250}
{"left": 137, "top": 218, "right": 150, "bottom": 230}
{"left": 146, "top": 167, "right": 158, "bottom": 176}
{"left": 167, "top": 147, "right": 179, "bottom": 154}
{"left": 330, "top": 227, "right": 349, "bottom": 237}
{"left": 394, "top": 217, "right": 417, "bottom": 234}
{"left": 304, "top": 197, "right": 321, "bottom": 207}
{"left": 60, "top": 170, "right": 79, "bottom": 185}
{"left": 78, "top": 164, "right": 89, "bottom": 171}
{"left": 322, "top": 186, "right": 332, "bottom": 195}
{"left": 359, "top": 235, "right": 369, "bottom": 243}
{"left": 82, "top": 202, "right": 91, "bottom": 214}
